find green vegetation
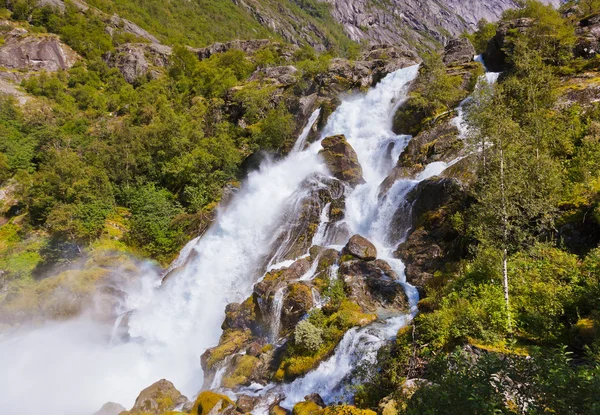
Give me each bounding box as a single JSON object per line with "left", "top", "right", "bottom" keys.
{"left": 392, "top": 53, "right": 470, "bottom": 136}
{"left": 357, "top": 1, "right": 600, "bottom": 413}
{"left": 275, "top": 302, "right": 375, "bottom": 381}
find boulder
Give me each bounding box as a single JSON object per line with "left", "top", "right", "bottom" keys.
{"left": 281, "top": 282, "right": 314, "bottom": 332}
{"left": 103, "top": 43, "right": 172, "bottom": 84}
{"left": 575, "top": 14, "right": 600, "bottom": 59}
{"left": 190, "top": 391, "right": 235, "bottom": 415}
{"left": 270, "top": 404, "right": 290, "bottom": 415}
{"left": 340, "top": 259, "right": 408, "bottom": 313}
{"left": 342, "top": 234, "right": 377, "bottom": 261}
{"left": 319, "top": 135, "right": 365, "bottom": 187}
{"left": 0, "top": 33, "right": 78, "bottom": 72}
{"left": 122, "top": 379, "right": 187, "bottom": 414}
{"left": 237, "top": 395, "right": 260, "bottom": 413}
{"left": 92, "top": 402, "right": 126, "bottom": 415}
{"left": 222, "top": 296, "right": 260, "bottom": 333}
{"left": 442, "top": 38, "right": 475, "bottom": 66}
{"left": 304, "top": 393, "right": 326, "bottom": 408}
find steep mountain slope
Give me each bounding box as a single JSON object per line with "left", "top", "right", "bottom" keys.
{"left": 48, "top": 0, "right": 561, "bottom": 54}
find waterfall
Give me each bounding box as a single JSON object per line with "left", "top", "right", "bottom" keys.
{"left": 0, "top": 64, "right": 447, "bottom": 415}
{"left": 291, "top": 109, "right": 321, "bottom": 153}
{"left": 270, "top": 287, "right": 286, "bottom": 343}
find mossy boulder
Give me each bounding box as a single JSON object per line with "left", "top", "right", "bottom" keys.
{"left": 319, "top": 135, "right": 365, "bottom": 187}
{"left": 342, "top": 235, "right": 377, "bottom": 261}
{"left": 190, "top": 391, "right": 234, "bottom": 415}
{"left": 275, "top": 301, "right": 375, "bottom": 381}
{"left": 222, "top": 296, "right": 261, "bottom": 333}
{"left": 222, "top": 354, "right": 261, "bottom": 389}
{"left": 392, "top": 98, "right": 430, "bottom": 137}
{"left": 292, "top": 401, "right": 323, "bottom": 415}
{"left": 121, "top": 379, "right": 187, "bottom": 415}
{"left": 270, "top": 404, "right": 290, "bottom": 415}
{"left": 281, "top": 282, "right": 314, "bottom": 333}
{"left": 322, "top": 405, "right": 377, "bottom": 415}
{"left": 201, "top": 329, "right": 252, "bottom": 371}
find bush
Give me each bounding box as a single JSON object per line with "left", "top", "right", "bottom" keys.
{"left": 295, "top": 320, "right": 324, "bottom": 353}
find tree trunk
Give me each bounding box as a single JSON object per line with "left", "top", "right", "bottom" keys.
{"left": 499, "top": 144, "right": 512, "bottom": 333}
{"left": 503, "top": 247, "right": 511, "bottom": 333}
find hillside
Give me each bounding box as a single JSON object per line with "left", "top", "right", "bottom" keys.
{"left": 1, "top": 1, "right": 600, "bottom": 415}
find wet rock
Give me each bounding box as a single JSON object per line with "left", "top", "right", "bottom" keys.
{"left": 92, "top": 402, "right": 126, "bottom": 415}
{"left": 0, "top": 32, "right": 78, "bottom": 72}
{"left": 246, "top": 341, "right": 263, "bottom": 357}
{"left": 443, "top": 38, "right": 475, "bottom": 66}
{"left": 340, "top": 259, "right": 408, "bottom": 313}
{"left": 270, "top": 404, "right": 290, "bottom": 415}
{"left": 222, "top": 353, "right": 262, "bottom": 389}
{"left": 394, "top": 178, "right": 466, "bottom": 293}
{"left": 381, "top": 118, "right": 462, "bottom": 193}
{"left": 319, "top": 135, "right": 365, "bottom": 187}
{"left": 122, "top": 379, "right": 187, "bottom": 414}
{"left": 270, "top": 174, "right": 346, "bottom": 262}
{"left": 237, "top": 395, "right": 260, "bottom": 413}
{"left": 342, "top": 234, "right": 377, "bottom": 261}
{"left": 103, "top": 43, "right": 171, "bottom": 84}
{"left": 222, "top": 296, "right": 261, "bottom": 333}
{"left": 281, "top": 282, "right": 314, "bottom": 332}
{"left": 304, "top": 393, "right": 326, "bottom": 408}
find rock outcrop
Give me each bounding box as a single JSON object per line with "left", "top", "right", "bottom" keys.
{"left": 443, "top": 38, "right": 476, "bottom": 66}
{"left": 319, "top": 135, "right": 365, "bottom": 187}
{"left": 394, "top": 178, "right": 466, "bottom": 293}
{"left": 0, "top": 31, "right": 78, "bottom": 72}
{"left": 120, "top": 379, "right": 188, "bottom": 415}
{"left": 103, "top": 43, "right": 171, "bottom": 84}
{"left": 483, "top": 18, "right": 535, "bottom": 72}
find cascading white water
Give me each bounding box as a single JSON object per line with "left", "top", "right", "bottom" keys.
{"left": 453, "top": 55, "right": 500, "bottom": 138}
{"left": 291, "top": 109, "right": 321, "bottom": 153}
{"left": 0, "top": 59, "right": 490, "bottom": 415}
{"left": 270, "top": 287, "right": 286, "bottom": 342}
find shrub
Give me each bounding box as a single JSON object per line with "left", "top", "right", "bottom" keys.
{"left": 295, "top": 319, "right": 324, "bottom": 353}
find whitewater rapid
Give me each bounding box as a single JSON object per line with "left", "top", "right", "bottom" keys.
{"left": 0, "top": 61, "right": 493, "bottom": 415}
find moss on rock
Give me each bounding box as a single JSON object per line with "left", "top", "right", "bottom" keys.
{"left": 190, "top": 391, "right": 234, "bottom": 415}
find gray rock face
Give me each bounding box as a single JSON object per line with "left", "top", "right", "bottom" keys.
{"left": 108, "top": 14, "right": 160, "bottom": 44}
{"left": 0, "top": 32, "right": 78, "bottom": 72}
{"left": 443, "top": 38, "right": 476, "bottom": 66}
{"left": 320, "top": 0, "right": 559, "bottom": 50}
{"left": 103, "top": 43, "right": 172, "bottom": 84}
